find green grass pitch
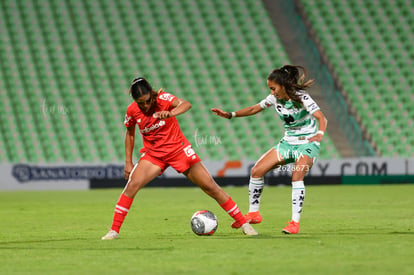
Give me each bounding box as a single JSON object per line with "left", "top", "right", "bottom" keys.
{"left": 0, "top": 184, "right": 413, "bottom": 274}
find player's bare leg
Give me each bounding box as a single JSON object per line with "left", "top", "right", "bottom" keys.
{"left": 122, "top": 160, "right": 162, "bottom": 198}
{"left": 102, "top": 160, "right": 161, "bottom": 240}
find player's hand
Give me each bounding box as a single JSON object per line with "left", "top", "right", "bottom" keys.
{"left": 308, "top": 133, "right": 323, "bottom": 143}
{"left": 153, "top": 111, "right": 172, "bottom": 119}
{"left": 211, "top": 108, "right": 231, "bottom": 119}
{"left": 124, "top": 161, "right": 134, "bottom": 180}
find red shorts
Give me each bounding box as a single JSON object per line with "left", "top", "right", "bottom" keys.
{"left": 140, "top": 145, "right": 201, "bottom": 174}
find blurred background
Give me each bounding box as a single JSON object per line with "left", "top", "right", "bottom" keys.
{"left": 0, "top": 0, "right": 413, "bottom": 173}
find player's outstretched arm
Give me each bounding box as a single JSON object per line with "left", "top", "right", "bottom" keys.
{"left": 211, "top": 104, "right": 263, "bottom": 119}
{"left": 154, "top": 97, "right": 191, "bottom": 119}
{"left": 170, "top": 98, "right": 191, "bottom": 116}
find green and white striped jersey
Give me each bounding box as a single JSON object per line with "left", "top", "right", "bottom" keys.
{"left": 259, "top": 91, "right": 320, "bottom": 145}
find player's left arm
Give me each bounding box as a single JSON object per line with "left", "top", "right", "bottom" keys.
{"left": 308, "top": 110, "right": 328, "bottom": 142}
{"left": 155, "top": 97, "right": 192, "bottom": 119}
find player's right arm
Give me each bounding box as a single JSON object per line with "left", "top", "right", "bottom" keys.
{"left": 211, "top": 104, "right": 263, "bottom": 119}
{"left": 124, "top": 124, "right": 135, "bottom": 179}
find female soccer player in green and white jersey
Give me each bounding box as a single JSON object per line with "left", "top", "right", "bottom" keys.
{"left": 211, "top": 65, "right": 327, "bottom": 234}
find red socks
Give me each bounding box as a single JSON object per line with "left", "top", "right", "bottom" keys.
{"left": 110, "top": 195, "right": 245, "bottom": 233}
{"left": 110, "top": 194, "right": 133, "bottom": 233}
{"left": 220, "top": 197, "right": 247, "bottom": 225}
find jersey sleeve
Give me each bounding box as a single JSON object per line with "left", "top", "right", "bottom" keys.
{"left": 157, "top": 92, "right": 177, "bottom": 111}
{"left": 124, "top": 105, "right": 136, "bottom": 128}
{"left": 300, "top": 93, "right": 320, "bottom": 114}
{"left": 259, "top": 94, "right": 276, "bottom": 109}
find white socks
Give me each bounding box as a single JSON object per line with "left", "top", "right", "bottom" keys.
{"left": 248, "top": 178, "right": 305, "bottom": 223}
{"left": 248, "top": 177, "right": 264, "bottom": 212}
{"left": 291, "top": 180, "right": 305, "bottom": 222}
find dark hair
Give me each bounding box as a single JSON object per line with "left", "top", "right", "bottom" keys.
{"left": 267, "top": 65, "right": 314, "bottom": 103}
{"left": 129, "top": 77, "right": 158, "bottom": 100}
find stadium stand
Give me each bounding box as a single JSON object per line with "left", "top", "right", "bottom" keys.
{"left": 299, "top": 0, "right": 414, "bottom": 157}
{"left": 0, "top": 0, "right": 340, "bottom": 163}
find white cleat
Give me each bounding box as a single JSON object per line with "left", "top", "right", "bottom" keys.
{"left": 241, "top": 223, "right": 258, "bottom": 236}
{"left": 101, "top": 230, "right": 119, "bottom": 240}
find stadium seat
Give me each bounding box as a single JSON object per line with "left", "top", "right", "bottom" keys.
{"left": 300, "top": 0, "right": 414, "bottom": 156}
{"left": 0, "top": 0, "right": 342, "bottom": 162}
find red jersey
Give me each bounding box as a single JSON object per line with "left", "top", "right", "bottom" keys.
{"left": 124, "top": 92, "right": 191, "bottom": 158}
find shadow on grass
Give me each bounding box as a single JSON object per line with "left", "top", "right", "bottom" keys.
{"left": 312, "top": 231, "right": 414, "bottom": 235}
{"left": 0, "top": 238, "right": 175, "bottom": 251}
{"left": 212, "top": 230, "right": 413, "bottom": 239}
{"left": 1, "top": 230, "right": 411, "bottom": 249}
{"left": 388, "top": 231, "right": 413, "bottom": 235}
{"left": 212, "top": 233, "right": 316, "bottom": 240}
{"left": 0, "top": 238, "right": 89, "bottom": 245}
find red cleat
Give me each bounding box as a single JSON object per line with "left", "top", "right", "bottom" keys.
{"left": 231, "top": 211, "right": 263, "bottom": 228}
{"left": 282, "top": 220, "right": 300, "bottom": 234}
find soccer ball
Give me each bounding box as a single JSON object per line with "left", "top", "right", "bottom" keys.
{"left": 190, "top": 210, "right": 218, "bottom": 236}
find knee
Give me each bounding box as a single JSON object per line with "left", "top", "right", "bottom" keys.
{"left": 123, "top": 180, "right": 143, "bottom": 198}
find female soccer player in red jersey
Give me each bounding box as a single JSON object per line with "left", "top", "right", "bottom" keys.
{"left": 102, "top": 77, "right": 257, "bottom": 239}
